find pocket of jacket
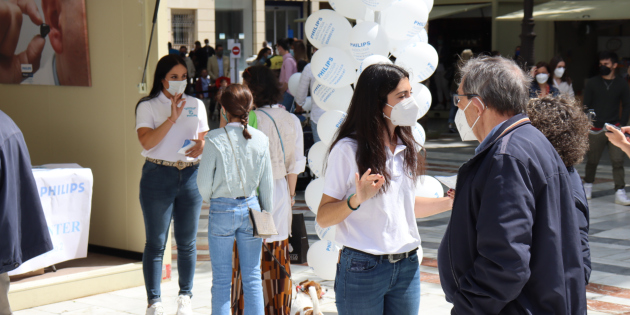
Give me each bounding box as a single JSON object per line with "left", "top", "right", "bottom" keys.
{"left": 209, "top": 210, "right": 236, "bottom": 236}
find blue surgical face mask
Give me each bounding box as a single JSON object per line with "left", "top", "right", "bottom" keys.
{"left": 290, "top": 49, "right": 295, "bottom": 57}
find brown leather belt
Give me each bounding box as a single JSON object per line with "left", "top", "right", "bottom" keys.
{"left": 145, "top": 157, "right": 200, "bottom": 170}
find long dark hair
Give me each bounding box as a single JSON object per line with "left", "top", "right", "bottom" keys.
{"left": 328, "top": 64, "right": 425, "bottom": 192}
{"left": 135, "top": 54, "right": 187, "bottom": 113}
{"left": 255, "top": 48, "right": 271, "bottom": 63}
{"left": 218, "top": 84, "right": 254, "bottom": 140}
{"left": 548, "top": 55, "right": 572, "bottom": 85}
{"left": 242, "top": 66, "right": 283, "bottom": 108}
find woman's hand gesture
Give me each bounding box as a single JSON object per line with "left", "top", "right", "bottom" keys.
{"left": 353, "top": 169, "right": 385, "bottom": 206}
{"left": 169, "top": 93, "right": 186, "bottom": 121}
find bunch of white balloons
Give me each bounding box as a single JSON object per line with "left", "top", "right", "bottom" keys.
{"left": 301, "top": 0, "right": 442, "bottom": 281}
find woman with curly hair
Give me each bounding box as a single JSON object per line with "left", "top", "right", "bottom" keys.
{"left": 527, "top": 95, "right": 592, "bottom": 285}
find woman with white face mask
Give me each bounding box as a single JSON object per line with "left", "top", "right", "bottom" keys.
{"left": 529, "top": 61, "right": 560, "bottom": 98}
{"left": 316, "top": 64, "right": 453, "bottom": 314}
{"left": 135, "top": 54, "right": 210, "bottom": 315}
{"left": 549, "top": 56, "right": 575, "bottom": 98}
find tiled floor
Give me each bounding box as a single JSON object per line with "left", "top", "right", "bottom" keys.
{"left": 13, "top": 138, "right": 630, "bottom": 314}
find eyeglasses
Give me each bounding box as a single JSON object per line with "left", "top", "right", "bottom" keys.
{"left": 453, "top": 94, "right": 479, "bottom": 107}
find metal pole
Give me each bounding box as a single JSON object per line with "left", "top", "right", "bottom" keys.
{"left": 519, "top": 0, "right": 536, "bottom": 68}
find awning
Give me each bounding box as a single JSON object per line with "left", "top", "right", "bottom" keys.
{"left": 496, "top": 0, "right": 630, "bottom": 21}
{"left": 429, "top": 3, "right": 491, "bottom": 20}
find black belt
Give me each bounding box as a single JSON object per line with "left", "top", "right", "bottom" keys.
{"left": 344, "top": 247, "right": 418, "bottom": 264}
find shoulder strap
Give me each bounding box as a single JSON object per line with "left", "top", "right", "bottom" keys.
{"left": 257, "top": 109, "right": 286, "bottom": 163}
{"left": 223, "top": 128, "right": 248, "bottom": 197}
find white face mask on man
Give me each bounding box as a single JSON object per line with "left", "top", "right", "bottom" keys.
{"left": 166, "top": 79, "right": 187, "bottom": 96}
{"left": 383, "top": 97, "right": 421, "bottom": 126}
{"left": 455, "top": 97, "right": 485, "bottom": 141}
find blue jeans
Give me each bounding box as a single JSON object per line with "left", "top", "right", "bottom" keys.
{"left": 448, "top": 93, "right": 458, "bottom": 124}
{"left": 139, "top": 161, "right": 202, "bottom": 305}
{"left": 282, "top": 92, "right": 295, "bottom": 112}
{"left": 209, "top": 197, "right": 264, "bottom": 315}
{"left": 335, "top": 247, "right": 421, "bottom": 315}
{"left": 311, "top": 121, "right": 321, "bottom": 143}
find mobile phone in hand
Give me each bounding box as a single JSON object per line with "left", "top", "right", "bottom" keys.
{"left": 605, "top": 123, "right": 630, "bottom": 138}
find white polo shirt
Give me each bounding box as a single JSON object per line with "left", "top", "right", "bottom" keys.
{"left": 135, "top": 92, "right": 209, "bottom": 162}
{"left": 322, "top": 138, "right": 421, "bottom": 255}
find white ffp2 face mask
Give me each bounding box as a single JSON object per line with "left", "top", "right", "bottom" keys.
{"left": 455, "top": 98, "right": 485, "bottom": 142}
{"left": 536, "top": 73, "right": 549, "bottom": 84}
{"left": 166, "top": 79, "right": 187, "bottom": 96}
{"left": 383, "top": 97, "right": 420, "bottom": 126}
{"left": 554, "top": 67, "right": 565, "bottom": 78}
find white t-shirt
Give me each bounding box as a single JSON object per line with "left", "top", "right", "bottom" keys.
{"left": 552, "top": 79, "right": 575, "bottom": 98}
{"left": 322, "top": 138, "right": 421, "bottom": 255}
{"left": 135, "top": 92, "right": 209, "bottom": 162}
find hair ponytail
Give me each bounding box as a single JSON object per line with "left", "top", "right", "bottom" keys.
{"left": 219, "top": 84, "right": 254, "bottom": 140}
{"left": 241, "top": 113, "right": 252, "bottom": 139}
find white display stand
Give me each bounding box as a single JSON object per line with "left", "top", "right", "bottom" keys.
{"left": 9, "top": 164, "right": 94, "bottom": 276}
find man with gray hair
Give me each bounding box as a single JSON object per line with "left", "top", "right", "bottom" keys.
{"left": 437, "top": 56, "right": 586, "bottom": 314}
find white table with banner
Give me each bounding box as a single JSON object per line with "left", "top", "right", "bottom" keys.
{"left": 8, "top": 164, "right": 94, "bottom": 276}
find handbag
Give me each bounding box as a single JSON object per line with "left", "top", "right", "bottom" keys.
{"left": 223, "top": 128, "right": 278, "bottom": 238}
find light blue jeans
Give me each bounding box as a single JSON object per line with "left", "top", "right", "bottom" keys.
{"left": 208, "top": 196, "right": 264, "bottom": 315}
{"left": 335, "top": 247, "right": 421, "bottom": 315}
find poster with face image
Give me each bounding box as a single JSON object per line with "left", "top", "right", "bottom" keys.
{"left": 0, "top": 0, "right": 91, "bottom": 86}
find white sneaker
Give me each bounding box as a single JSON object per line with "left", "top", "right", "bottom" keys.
{"left": 176, "top": 295, "right": 193, "bottom": 315}
{"left": 583, "top": 183, "right": 593, "bottom": 200}
{"left": 615, "top": 189, "right": 630, "bottom": 205}
{"left": 146, "top": 302, "right": 165, "bottom": 315}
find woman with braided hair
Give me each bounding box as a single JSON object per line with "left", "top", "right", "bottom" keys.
{"left": 197, "top": 84, "right": 274, "bottom": 314}
{"left": 231, "top": 65, "right": 306, "bottom": 315}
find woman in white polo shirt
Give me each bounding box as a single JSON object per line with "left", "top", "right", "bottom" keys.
{"left": 317, "top": 64, "right": 453, "bottom": 315}
{"left": 135, "top": 54, "right": 209, "bottom": 315}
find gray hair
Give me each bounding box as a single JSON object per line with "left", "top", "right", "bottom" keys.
{"left": 459, "top": 56, "right": 532, "bottom": 115}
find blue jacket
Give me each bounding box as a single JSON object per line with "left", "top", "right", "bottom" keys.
{"left": 438, "top": 114, "right": 587, "bottom": 314}
{"left": 0, "top": 110, "right": 53, "bottom": 274}
{"left": 568, "top": 167, "right": 592, "bottom": 285}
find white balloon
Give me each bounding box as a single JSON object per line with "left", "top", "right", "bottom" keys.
{"left": 315, "top": 222, "right": 337, "bottom": 242}
{"left": 422, "top": 0, "right": 434, "bottom": 12}
{"left": 307, "top": 240, "right": 341, "bottom": 280}
{"left": 317, "top": 110, "right": 347, "bottom": 146}
{"left": 311, "top": 83, "right": 353, "bottom": 112}
{"left": 303, "top": 96, "right": 313, "bottom": 112}
{"left": 349, "top": 22, "right": 389, "bottom": 63}
{"left": 308, "top": 141, "right": 328, "bottom": 178}
{"left": 395, "top": 42, "right": 439, "bottom": 82}
{"left": 288, "top": 73, "right": 302, "bottom": 96}
{"left": 389, "top": 29, "right": 429, "bottom": 57}
{"left": 311, "top": 47, "right": 358, "bottom": 88}
{"left": 411, "top": 122, "right": 426, "bottom": 148}
{"left": 361, "top": 0, "right": 394, "bottom": 11}
{"left": 330, "top": 0, "right": 370, "bottom": 20}
{"left": 358, "top": 55, "right": 392, "bottom": 76}
{"left": 415, "top": 175, "right": 444, "bottom": 198}
{"left": 411, "top": 81, "right": 431, "bottom": 119}
{"left": 305, "top": 177, "right": 326, "bottom": 214}
{"left": 305, "top": 10, "right": 352, "bottom": 49}
{"left": 383, "top": 0, "right": 428, "bottom": 41}
{"left": 418, "top": 28, "right": 429, "bottom": 43}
